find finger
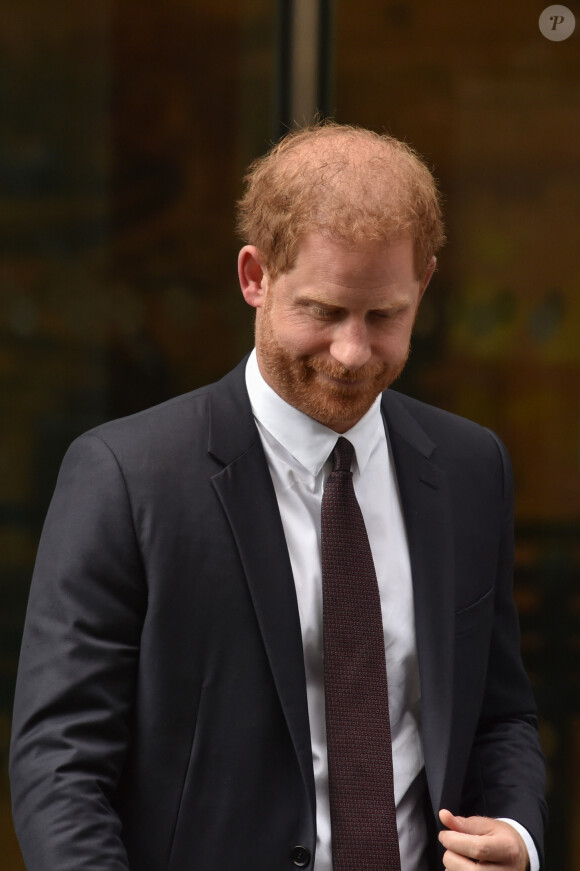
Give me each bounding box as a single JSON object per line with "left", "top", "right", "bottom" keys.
{"left": 439, "top": 808, "right": 456, "bottom": 829}
{"left": 439, "top": 809, "right": 495, "bottom": 836}
{"left": 439, "top": 817, "right": 527, "bottom": 868}
{"left": 442, "top": 852, "right": 490, "bottom": 871}
{"left": 438, "top": 812, "right": 494, "bottom": 864}
{"left": 439, "top": 830, "right": 482, "bottom": 863}
{"left": 438, "top": 813, "right": 493, "bottom": 862}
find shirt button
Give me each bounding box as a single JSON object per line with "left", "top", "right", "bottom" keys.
{"left": 290, "top": 845, "right": 311, "bottom": 867}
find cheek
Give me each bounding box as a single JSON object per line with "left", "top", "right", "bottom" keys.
{"left": 281, "top": 321, "right": 329, "bottom": 355}
{"left": 375, "top": 322, "right": 414, "bottom": 357}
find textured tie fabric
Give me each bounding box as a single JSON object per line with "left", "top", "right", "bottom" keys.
{"left": 322, "top": 437, "right": 401, "bottom": 871}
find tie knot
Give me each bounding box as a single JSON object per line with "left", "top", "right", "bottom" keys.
{"left": 331, "top": 437, "right": 355, "bottom": 473}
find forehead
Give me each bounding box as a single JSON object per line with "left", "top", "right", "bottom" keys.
{"left": 287, "top": 232, "right": 417, "bottom": 290}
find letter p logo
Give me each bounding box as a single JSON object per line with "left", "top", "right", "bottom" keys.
{"left": 539, "top": 5, "right": 576, "bottom": 40}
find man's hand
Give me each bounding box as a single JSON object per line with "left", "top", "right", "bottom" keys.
{"left": 438, "top": 809, "right": 530, "bottom": 870}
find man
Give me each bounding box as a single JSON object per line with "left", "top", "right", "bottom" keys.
{"left": 10, "top": 124, "right": 547, "bottom": 870}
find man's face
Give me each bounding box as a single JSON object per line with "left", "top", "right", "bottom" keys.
{"left": 245, "top": 232, "right": 433, "bottom": 433}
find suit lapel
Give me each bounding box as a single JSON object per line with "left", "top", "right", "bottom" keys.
{"left": 206, "top": 361, "right": 316, "bottom": 818}
{"left": 382, "top": 391, "right": 455, "bottom": 814}
{"left": 205, "top": 365, "right": 455, "bottom": 821}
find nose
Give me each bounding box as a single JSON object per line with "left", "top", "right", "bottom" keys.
{"left": 329, "top": 320, "right": 372, "bottom": 370}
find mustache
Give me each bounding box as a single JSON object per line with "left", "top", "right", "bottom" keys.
{"left": 305, "top": 358, "right": 387, "bottom": 382}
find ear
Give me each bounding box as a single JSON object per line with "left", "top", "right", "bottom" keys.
{"left": 418, "top": 256, "right": 437, "bottom": 301}
{"left": 238, "top": 245, "right": 268, "bottom": 309}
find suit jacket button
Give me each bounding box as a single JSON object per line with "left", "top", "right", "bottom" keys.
{"left": 290, "top": 845, "right": 311, "bottom": 867}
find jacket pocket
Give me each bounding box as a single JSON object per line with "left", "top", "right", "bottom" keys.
{"left": 454, "top": 586, "right": 494, "bottom": 637}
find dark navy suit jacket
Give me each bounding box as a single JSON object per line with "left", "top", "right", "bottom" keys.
{"left": 10, "top": 359, "right": 547, "bottom": 870}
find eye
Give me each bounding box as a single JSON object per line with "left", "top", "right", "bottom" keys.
{"left": 312, "top": 306, "right": 340, "bottom": 320}
{"left": 367, "top": 310, "right": 393, "bottom": 323}
{"left": 369, "top": 307, "right": 405, "bottom": 323}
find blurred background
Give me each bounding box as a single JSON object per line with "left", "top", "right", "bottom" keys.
{"left": 1, "top": 1, "right": 578, "bottom": 867}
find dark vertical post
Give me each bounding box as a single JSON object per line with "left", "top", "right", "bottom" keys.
{"left": 275, "top": 0, "right": 334, "bottom": 141}
{"left": 317, "top": 0, "right": 334, "bottom": 119}
{"left": 275, "top": 0, "right": 293, "bottom": 140}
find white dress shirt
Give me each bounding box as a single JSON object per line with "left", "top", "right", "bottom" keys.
{"left": 245, "top": 349, "right": 538, "bottom": 871}
{"left": 246, "top": 350, "right": 428, "bottom": 870}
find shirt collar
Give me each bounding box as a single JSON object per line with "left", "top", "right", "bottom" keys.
{"left": 245, "top": 349, "right": 384, "bottom": 477}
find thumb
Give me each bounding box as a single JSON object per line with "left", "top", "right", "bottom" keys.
{"left": 439, "top": 810, "right": 493, "bottom": 836}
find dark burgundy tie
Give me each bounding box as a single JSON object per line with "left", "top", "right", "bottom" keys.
{"left": 322, "top": 437, "right": 401, "bottom": 871}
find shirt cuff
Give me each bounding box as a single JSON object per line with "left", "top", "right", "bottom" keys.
{"left": 497, "top": 818, "right": 539, "bottom": 871}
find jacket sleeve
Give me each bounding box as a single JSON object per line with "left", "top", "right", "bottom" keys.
{"left": 460, "top": 432, "right": 548, "bottom": 867}
{"left": 10, "top": 434, "right": 147, "bottom": 871}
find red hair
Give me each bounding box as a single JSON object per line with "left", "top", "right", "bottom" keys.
{"left": 236, "top": 122, "right": 445, "bottom": 279}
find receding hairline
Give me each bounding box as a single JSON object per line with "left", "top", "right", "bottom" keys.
{"left": 257, "top": 123, "right": 429, "bottom": 175}
{"left": 236, "top": 122, "right": 445, "bottom": 279}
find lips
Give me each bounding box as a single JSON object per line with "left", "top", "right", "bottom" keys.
{"left": 308, "top": 359, "right": 385, "bottom": 386}
{"left": 323, "top": 373, "right": 365, "bottom": 388}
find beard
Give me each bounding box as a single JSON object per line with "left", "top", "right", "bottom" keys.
{"left": 256, "top": 308, "right": 409, "bottom": 432}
